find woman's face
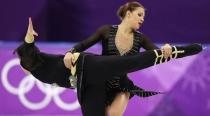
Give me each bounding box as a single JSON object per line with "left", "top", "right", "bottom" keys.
{"left": 127, "top": 7, "right": 145, "bottom": 30}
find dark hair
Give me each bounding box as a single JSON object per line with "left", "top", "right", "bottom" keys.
{"left": 117, "top": 1, "right": 145, "bottom": 20}
{"left": 13, "top": 43, "right": 43, "bottom": 71}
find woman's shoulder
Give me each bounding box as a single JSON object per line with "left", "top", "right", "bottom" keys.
{"left": 134, "top": 30, "right": 144, "bottom": 35}
{"left": 97, "top": 25, "right": 113, "bottom": 36}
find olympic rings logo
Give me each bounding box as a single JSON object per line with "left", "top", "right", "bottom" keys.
{"left": 1, "top": 58, "right": 80, "bottom": 111}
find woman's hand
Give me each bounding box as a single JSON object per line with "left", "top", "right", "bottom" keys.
{"left": 63, "top": 52, "right": 74, "bottom": 69}
{"left": 25, "top": 17, "right": 38, "bottom": 43}
{"left": 161, "top": 43, "right": 172, "bottom": 59}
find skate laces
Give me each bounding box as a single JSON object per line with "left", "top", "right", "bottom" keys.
{"left": 171, "top": 46, "right": 185, "bottom": 59}
{"left": 153, "top": 46, "right": 185, "bottom": 65}
{"left": 154, "top": 50, "right": 165, "bottom": 65}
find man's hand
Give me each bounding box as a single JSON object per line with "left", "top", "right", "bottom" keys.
{"left": 25, "top": 17, "right": 38, "bottom": 43}
{"left": 161, "top": 43, "right": 172, "bottom": 59}
{"left": 63, "top": 52, "right": 74, "bottom": 69}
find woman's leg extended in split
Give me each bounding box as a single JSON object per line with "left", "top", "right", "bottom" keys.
{"left": 84, "top": 44, "right": 202, "bottom": 81}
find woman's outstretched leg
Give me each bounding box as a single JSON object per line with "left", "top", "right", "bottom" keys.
{"left": 85, "top": 43, "right": 203, "bottom": 81}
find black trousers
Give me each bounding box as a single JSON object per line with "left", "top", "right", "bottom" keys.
{"left": 79, "top": 44, "right": 202, "bottom": 116}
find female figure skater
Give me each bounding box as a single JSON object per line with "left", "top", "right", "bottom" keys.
{"left": 15, "top": 17, "right": 202, "bottom": 116}
{"left": 63, "top": 1, "right": 172, "bottom": 115}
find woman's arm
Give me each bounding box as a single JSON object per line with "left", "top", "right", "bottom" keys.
{"left": 64, "top": 25, "right": 110, "bottom": 69}
{"left": 141, "top": 34, "right": 159, "bottom": 50}
{"left": 70, "top": 25, "right": 110, "bottom": 52}
{"left": 141, "top": 33, "right": 172, "bottom": 58}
